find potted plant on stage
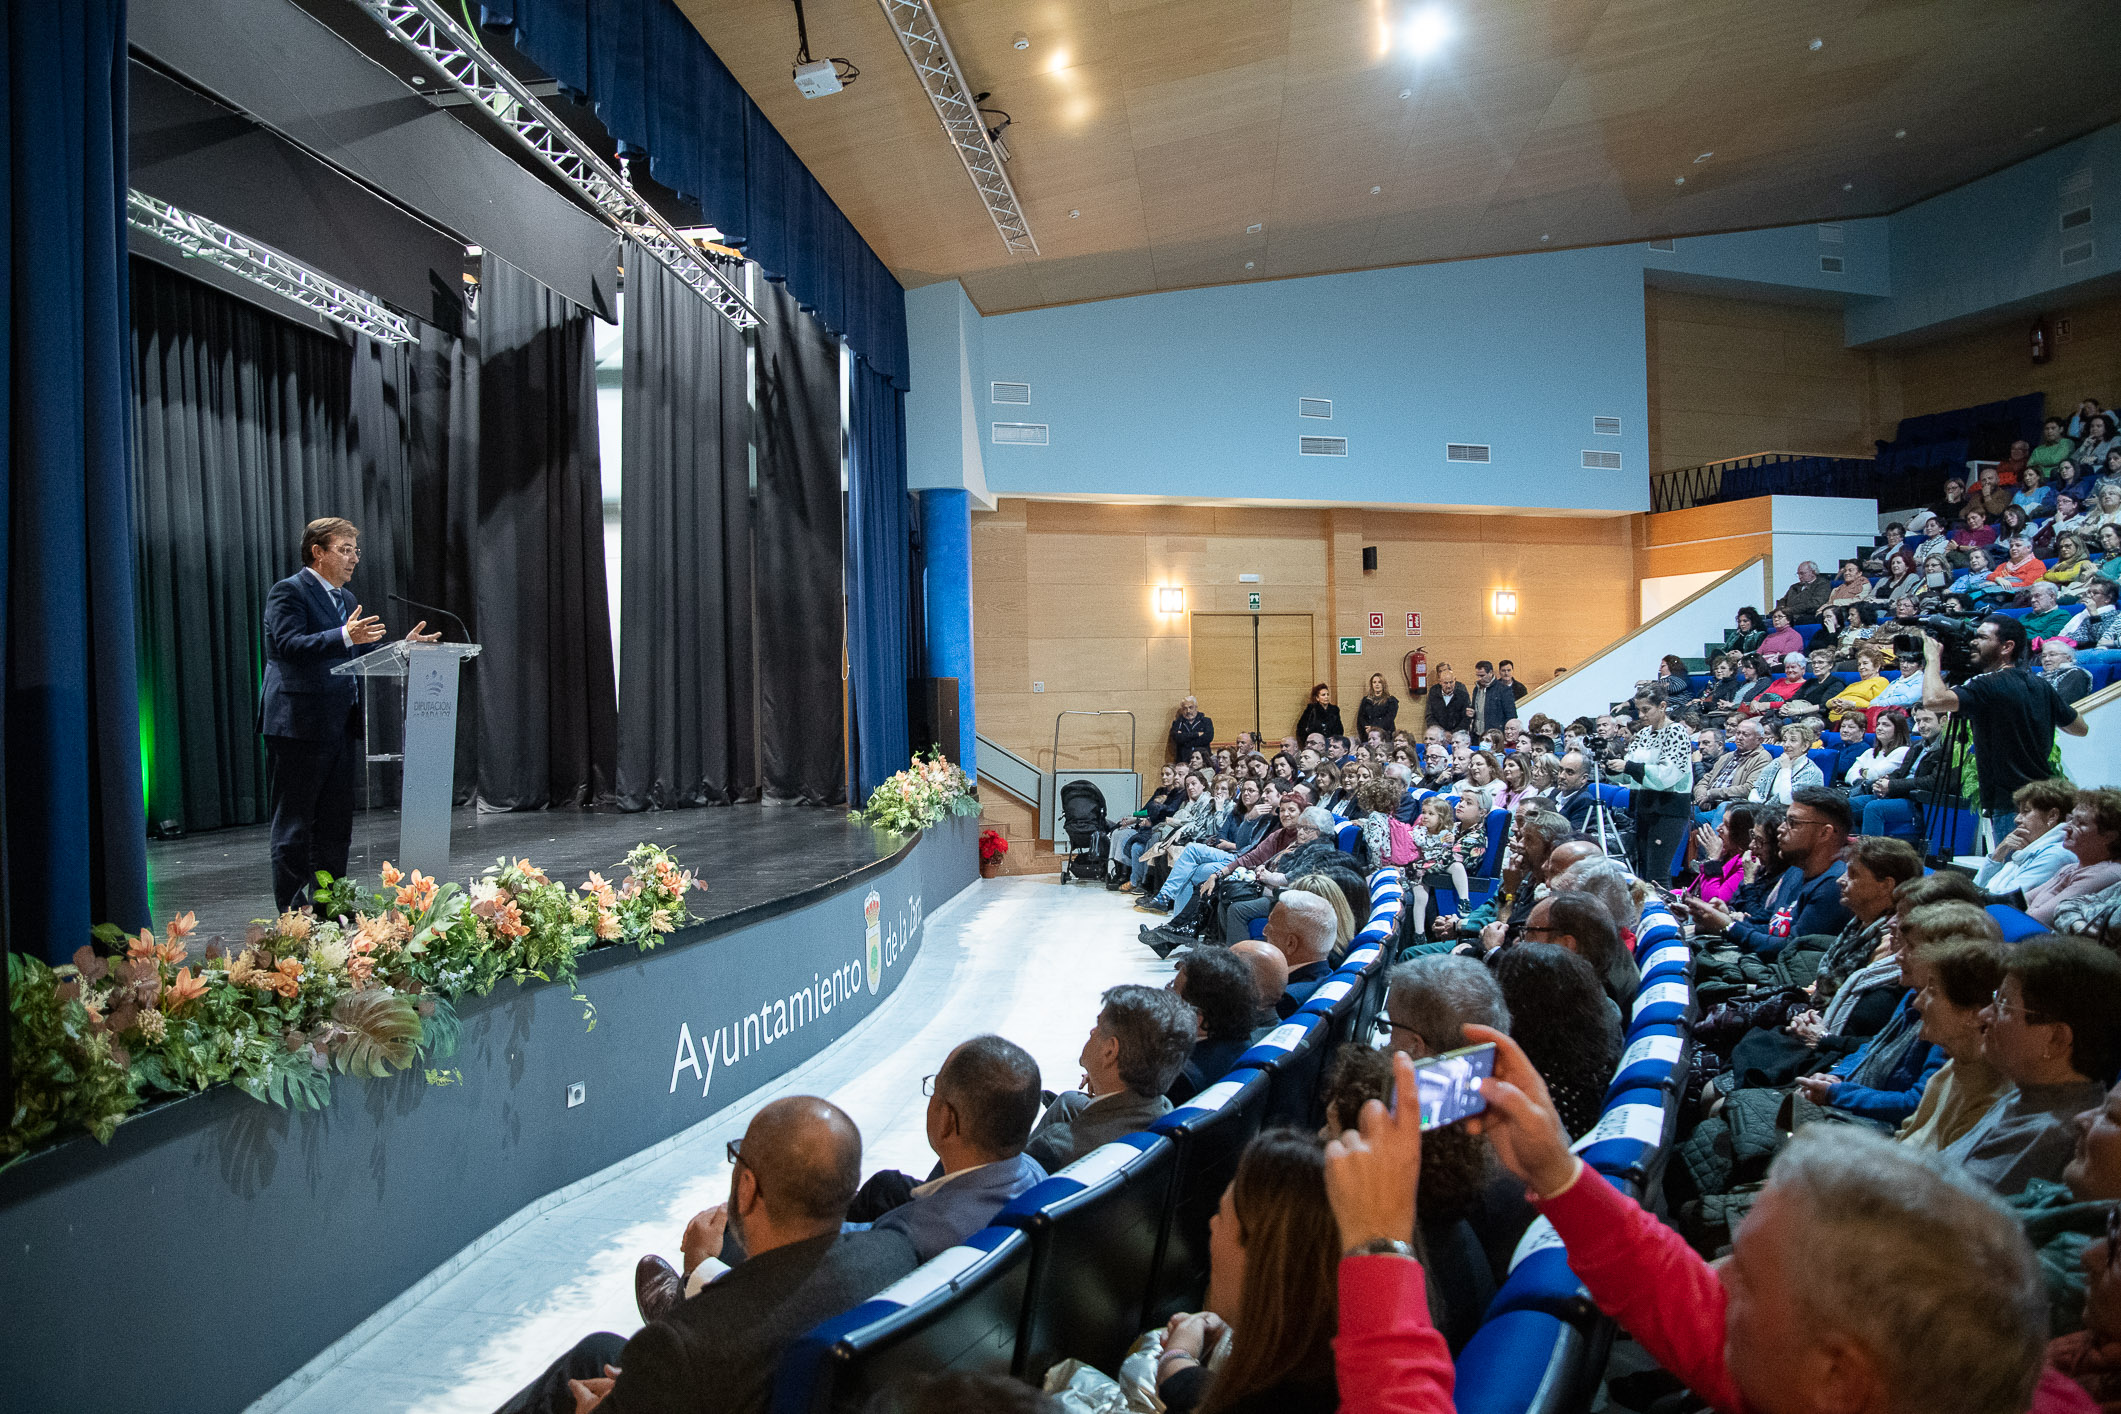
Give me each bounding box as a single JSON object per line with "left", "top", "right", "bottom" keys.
{"left": 979, "top": 829, "right": 1010, "bottom": 879}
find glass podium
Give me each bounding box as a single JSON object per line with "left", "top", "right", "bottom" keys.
{"left": 332, "top": 642, "right": 482, "bottom": 880}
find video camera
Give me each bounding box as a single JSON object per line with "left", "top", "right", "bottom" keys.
{"left": 1891, "top": 615, "right": 1978, "bottom": 685}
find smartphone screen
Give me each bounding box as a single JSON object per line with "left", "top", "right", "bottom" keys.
{"left": 1412, "top": 1041, "right": 1496, "bottom": 1131}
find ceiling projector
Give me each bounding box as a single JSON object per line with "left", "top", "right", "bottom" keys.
{"left": 794, "top": 59, "right": 843, "bottom": 98}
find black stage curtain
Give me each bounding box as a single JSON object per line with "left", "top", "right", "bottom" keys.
{"left": 129, "top": 258, "right": 414, "bottom": 834}
{"left": 753, "top": 278, "right": 845, "bottom": 806}
{"left": 615, "top": 240, "right": 756, "bottom": 809}
{"left": 472, "top": 256, "right": 617, "bottom": 809}
{"left": 406, "top": 324, "right": 482, "bottom": 801}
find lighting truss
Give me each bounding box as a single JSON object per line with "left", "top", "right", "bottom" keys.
{"left": 127, "top": 190, "right": 416, "bottom": 344}
{"left": 355, "top": 0, "right": 761, "bottom": 332}
{"left": 875, "top": 0, "right": 1037, "bottom": 255}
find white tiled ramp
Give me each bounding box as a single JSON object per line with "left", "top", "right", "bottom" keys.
{"left": 255, "top": 876, "right": 1171, "bottom": 1414}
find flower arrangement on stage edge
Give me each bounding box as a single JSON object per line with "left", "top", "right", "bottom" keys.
{"left": 853, "top": 749, "right": 981, "bottom": 833}
{"left": 3, "top": 844, "right": 702, "bottom": 1168}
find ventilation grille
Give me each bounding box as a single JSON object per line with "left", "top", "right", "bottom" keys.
{"left": 1299, "top": 435, "right": 1347, "bottom": 457}
{"left": 2063, "top": 169, "right": 2094, "bottom": 199}
{"left": 1819, "top": 255, "right": 1845, "bottom": 273}
{"left": 1645, "top": 237, "right": 1674, "bottom": 253}
{"left": 2063, "top": 240, "right": 2097, "bottom": 269}
{"left": 1581, "top": 449, "right": 1624, "bottom": 470}
{"left": 991, "top": 422, "right": 1049, "bottom": 445}
{"left": 990, "top": 381, "right": 1031, "bottom": 404}
{"left": 2062, "top": 206, "right": 2094, "bottom": 232}
{"left": 1817, "top": 223, "right": 1844, "bottom": 244}
{"left": 1446, "top": 443, "right": 1492, "bottom": 463}
{"left": 1298, "top": 397, "right": 1333, "bottom": 419}
{"left": 1593, "top": 415, "right": 1622, "bottom": 436}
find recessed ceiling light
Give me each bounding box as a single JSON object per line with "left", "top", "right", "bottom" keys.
{"left": 1068, "top": 209, "right": 1080, "bottom": 219}
{"left": 1404, "top": 7, "right": 1452, "bottom": 57}
{"left": 1808, "top": 37, "right": 1823, "bottom": 50}
{"left": 1245, "top": 261, "right": 1255, "bottom": 270}
{"left": 1247, "top": 222, "right": 1263, "bottom": 234}
{"left": 1894, "top": 129, "right": 1907, "bottom": 139}
{"left": 1399, "top": 88, "right": 1413, "bottom": 100}
{"left": 1843, "top": 182, "right": 1854, "bottom": 191}
{"left": 1674, "top": 176, "right": 1686, "bottom": 185}
{"left": 1012, "top": 32, "right": 1030, "bottom": 50}
{"left": 1695, "top": 152, "right": 1714, "bottom": 163}
{"left": 410, "top": 75, "right": 426, "bottom": 85}
{"left": 1371, "top": 185, "right": 1383, "bottom": 195}
{"left": 1539, "top": 233, "right": 1550, "bottom": 241}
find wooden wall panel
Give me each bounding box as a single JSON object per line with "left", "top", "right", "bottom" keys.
{"left": 971, "top": 498, "right": 1640, "bottom": 789}
{"left": 1896, "top": 291, "right": 2121, "bottom": 428}
{"left": 1645, "top": 287, "right": 1902, "bottom": 472}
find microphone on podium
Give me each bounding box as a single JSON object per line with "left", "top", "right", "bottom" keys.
{"left": 387, "top": 592, "right": 472, "bottom": 644}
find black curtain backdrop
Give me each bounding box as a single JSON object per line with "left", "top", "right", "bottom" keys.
{"left": 128, "top": 258, "right": 414, "bottom": 835}
{"left": 406, "top": 324, "right": 482, "bottom": 802}
{"left": 472, "top": 256, "right": 617, "bottom": 810}
{"left": 615, "top": 240, "right": 756, "bottom": 809}
{"left": 753, "top": 278, "right": 845, "bottom": 806}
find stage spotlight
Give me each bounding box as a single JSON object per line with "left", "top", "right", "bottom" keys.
{"left": 1404, "top": 6, "right": 1452, "bottom": 57}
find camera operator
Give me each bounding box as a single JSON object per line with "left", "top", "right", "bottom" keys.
{"left": 1919, "top": 614, "right": 2087, "bottom": 840}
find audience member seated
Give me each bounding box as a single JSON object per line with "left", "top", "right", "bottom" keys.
{"left": 1897, "top": 936, "right": 2010, "bottom": 1156}
{"left": 1825, "top": 648, "right": 1892, "bottom": 723}
{"left": 1428, "top": 808, "right": 1574, "bottom": 946}
{"left": 1263, "top": 893, "right": 1338, "bottom": 1018}
{"left": 2017, "top": 1081, "right": 2121, "bottom": 1344}
{"left": 2035, "top": 416, "right": 2081, "bottom": 475}
{"left": 1540, "top": 864, "right": 1644, "bottom": 1007}
{"left": 1682, "top": 787, "right": 1852, "bottom": 959}
{"left": 494, "top": 1098, "right": 915, "bottom": 1414}
{"left": 1759, "top": 609, "right": 1805, "bottom": 657}
{"left": 1686, "top": 805, "right": 1757, "bottom": 906}
{"left": 1781, "top": 647, "right": 1846, "bottom": 724}
{"left": 2025, "top": 792, "right": 2121, "bottom": 929}
{"left": 1749, "top": 722, "right": 1825, "bottom": 802}
{"left": 1955, "top": 510, "right": 2001, "bottom": 551}
{"left": 2045, "top": 641, "right": 2096, "bottom": 706}
{"left": 1325, "top": 1037, "right": 2084, "bottom": 1414}
{"left": 1210, "top": 806, "right": 1343, "bottom": 947}
{"left": 2061, "top": 579, "right": 2120, "bottom": 651}
{"left": 1941, "top": 938, "right": 2121, "bottom": 1196}
{"left": 1152, "top": 1129, "right": 1339, "bottom": 1413}
{"left": 1854, "top": 706, "right": 1959, "bottom": 839}
{"left": 1695, "top": 719, "right": 1772, "bottom": 819}
{"left": 1842, "top": 711, "right": 1911, "bottom": 790}
{"left": 1490, "top": 941, "right": 1621, "bottom": 1140}
{"left": 1772, "top": 560, "right": 1832, "bottom": 624}
{"left": 1024, "top": 985, "right": 1195, "bottom": 1172}
{"left": 1405, "top": 796, "right": 1471, "bottom": 935}
{"left": 1168, "top": 949, "right": 1263, "bottom": 1104}
{"left": 1286, "top": 872, "right": 1359, "bottom": 960}
{"left": 1229, "top": 939, "right": 1289, "bottom": 1024}
{"left": 1979, "top": 779, "right": 2084, "bottom": 898}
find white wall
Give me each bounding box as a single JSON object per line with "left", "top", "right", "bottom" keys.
{"left": 1765, "top": 495, "right": 1881, "bottom": 591}
{"left": 1642, "top": 571, "right": 1725, "bottom": 622}
{"left": 2060, "top": 693, "right": 2121, "bottom": 788}
{"left": 1515, "top": 560, "right": 1767, "bottom": 726}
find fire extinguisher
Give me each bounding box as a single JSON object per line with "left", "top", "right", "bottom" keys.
{"left": 1404, "top": 648, "right": 1427, "bottom": 696}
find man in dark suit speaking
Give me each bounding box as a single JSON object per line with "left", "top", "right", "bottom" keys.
{"left": 261, "top": 517, "right": 436, "bottom": 911}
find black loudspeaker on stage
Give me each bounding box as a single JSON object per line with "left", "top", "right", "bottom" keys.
{"left": 912, "top": 677, "right": 961, "bottom": 765}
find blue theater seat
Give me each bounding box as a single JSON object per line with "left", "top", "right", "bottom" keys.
{"left": 1609, "top": 1024, "right": 1689, "bottom": 1096}
{"left": 996, "top": 1133, "right": 1177, "bottom": 1383}
{"left": 1452, "top": 1310, "right": 1602, "bottom": 1414}
{"left": 1298, "top": 974, "right": 1365, "bottom": 1057}
{"left": 1628, "top": 975, "right": 1693, "bottom": 1033}
{"left": 772, "top": 1226, "right": 1031, "bottom": 1414}
{"left": 1987, "top": 904, "right": 2046, "bottom": 942}
{"left": 1232, "top": 1010, "right": 1332, "bottom": 1130}
{"left": 1143, "top": 1070, "right": 1272, "bottom": 1324}
{"left": 1574, "top": 1086, "right": 1677, "bottom": 1187}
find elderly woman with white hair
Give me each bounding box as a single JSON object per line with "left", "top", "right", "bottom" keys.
{"left": 1214, "top": 805, "right": 1346, "bottom": 947}
{"left": 2044, "top": 639, "right": 2095, "bottom": 706}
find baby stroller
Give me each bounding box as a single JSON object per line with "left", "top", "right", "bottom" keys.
{"left": 1056, "top": 779, "right": 1113, "bottom": 886}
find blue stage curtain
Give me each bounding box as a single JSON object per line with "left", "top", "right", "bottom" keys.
{"left": 848, "top": 359, "right": 911, "bottom": 797}
{"left": 481, "top": 0, "right": 909, "bottom": 391}
{"left": 2, "top": 0, "right": 152, "bottom": 958}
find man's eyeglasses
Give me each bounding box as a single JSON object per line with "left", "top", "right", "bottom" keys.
{"left": 726, "top": 1137, "right": 762, "bottom": 1199}
{"left": 920, "top": 1073, "right": 938, "bottom": 1097}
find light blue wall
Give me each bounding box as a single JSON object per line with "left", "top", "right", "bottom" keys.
{"left": 976, "top": 243, "right": 1653, "bottom": 511}
{"left": 1847, "top": 125, "right": 2121, "bottom": 346}
{"left": 1647, "top": 218, "right": 1891, "bottom": 299}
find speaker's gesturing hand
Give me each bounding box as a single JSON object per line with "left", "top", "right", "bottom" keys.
{"left": 403, "top": 619, "right": 442, "bottom": 644}
{"left": 1459, "top": 1025, "right": 1580, "bottom": 1199}
{"left": 346, "top": 604, "right": 386, "bottom": 645}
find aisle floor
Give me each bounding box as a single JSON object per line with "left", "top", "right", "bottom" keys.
{"left": 256, "top": 875, "right": 1171, "bottom": 1414}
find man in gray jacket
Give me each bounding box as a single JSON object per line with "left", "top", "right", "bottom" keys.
{"left": 1025, "top": 985, "right": 1197, "bottom": 1172}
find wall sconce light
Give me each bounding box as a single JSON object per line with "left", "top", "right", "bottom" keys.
{"left": 1492, "top": 590, "right": 1518, "bottom": 616}
{"left": 1158, "top": 587, "right": 1185, "bottom": 614}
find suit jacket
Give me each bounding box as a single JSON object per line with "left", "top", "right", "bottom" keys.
{"left": 871, "top": 1153, "right": 1046, "bottom": 1262}
{"left": 600, "top": 1229, "right": 918, "bottom": 1414}
{"left": 1024, "top": 1088, "right": 1172, "bottom": 1172}
{"left": 259, "top": 569, "right": 370, "bottom": 740}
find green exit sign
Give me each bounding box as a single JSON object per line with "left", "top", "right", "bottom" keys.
{"left": 1248, "top": 592, "right": 1261, "bottom": 611}
{"left": 1338, "top": 637, "right": 1362, "bottom": 655}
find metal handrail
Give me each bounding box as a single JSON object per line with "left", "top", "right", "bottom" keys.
{"left": 1052, "top": 711, "right": 1137, "bottom": 775}
{"left": 1650, "top": 452, "right": 1879, "bottom": 513}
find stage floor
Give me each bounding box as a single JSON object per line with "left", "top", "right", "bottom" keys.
{"left": 143, "top": 804, "right": 896, "bottom": 941}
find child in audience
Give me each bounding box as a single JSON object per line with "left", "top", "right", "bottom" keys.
{"left": 1450, "top": 794, "right": 1489, "bottom": 878}
{"left": 1407, "top": 796, "right": 1471, "bottom": 936}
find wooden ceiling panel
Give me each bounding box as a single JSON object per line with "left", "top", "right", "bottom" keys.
{"left": 670, "top": 0, "right": 2121, "bottom": 313}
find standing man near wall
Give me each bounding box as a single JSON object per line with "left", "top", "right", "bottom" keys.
{"left": 1169, "top": 696, "right": 1214, "bottom": 763}
{"left": 260, "top": 518, "right": 436, "bottom": 911}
